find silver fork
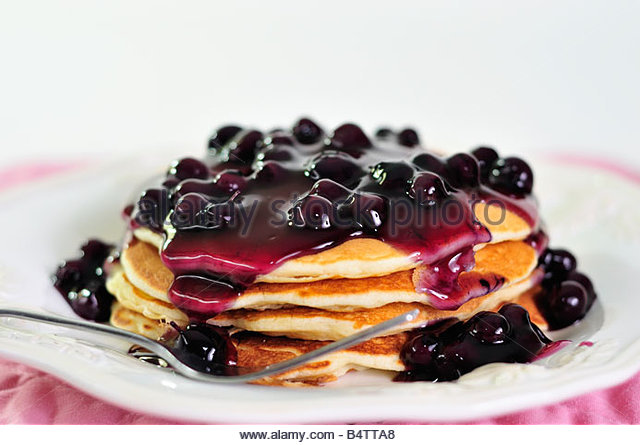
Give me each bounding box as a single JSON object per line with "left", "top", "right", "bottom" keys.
{"left": 0, "top": 308, "right": 419, "bottom": 383}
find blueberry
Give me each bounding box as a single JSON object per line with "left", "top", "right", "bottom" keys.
{"left": 566, "top": 271, "right": 596, "bottom": 304}
{"left": 498, "top": 303, "right": 531, "bottom": 321}
{"left": 80, "top": 240, "right": 113, "bottom": 268}
{"left": 375, "top": 127, "right": 394, "bottom": 138}
{"left": 173, "top": 323, "right": 236, "bottom": 373}
{"left": 396, "top": 304, "right": 551, "bottom": 383}
{"left": 496, "top": 304, "right": 535, "bottom": 338}
{"left": 168, "top": 157, "right": 211, "bottom": 181}
{"left": 228, "top": 130, "right": 263, "bottom": 164}
{"left": 254, "top": 160, "right": 288, "bottom": 183}
{"left": 412, "top": 153, "right": 448, "bottom": 177}
{"left": 408, "top": 172, "right": 449, "bottom": 206}
{"left": 397, "top": 128, "right": 420, "bottom": 147}
{"left": 173, "top": 179, "right": 224, "bottom": 201}
{"left": 339, "top": 193, "right": 386, "bottom": 232}
{"left": 82, "top": 240, "right": 113, "bottom": 263}
{"left": 329, "top": 123, "right": 371, "bottom": 152}
{"left": 53, "top": 240, "right": 115, "bottom": 322}
{"left": 171, "top": 193, "right": 212, "bottom": 229}
{"left": 174, "top": 193, "right": 211, "bottom": 212}
{"left": 68, "top": 281, "right": 113, "bottom": 322}
{"left": 401, "top": 333, "right": 439, "bottom": 368}
{"left": 213, "top": 170, "right": 248, "bottom": 195}
{"left": 53, "top": 260, "right": 83, "bottom": 293}
{"left": 208, "top": 125, "right": 243, "bottom": 153}
{"left": 290, "top": 195, "right": 334, "bottom": 230}
{"left": 471, "top": 146, "right": 499, "bottom": 180}
{"left": 469, "top": 312, "right": 510, "bottom": 344}
{"left": 370, "top": 162, "right": 415, "bottom": 190}
{"left": 258, "top": 146, "right": 295, "bottom": 162}
{"left": 174, "top": 192, "right": 239, "bottom": 230}
{"left": 540, "top": 248, "right": 577, "bottom": 285}
{"left": 445, "top": 153, "right": 480, "bottom": 188}
{"left": 292, "top": 117, "right": 323, "bottom": 144}
{"left": 309, "top": 179, "right": 351, "bottom": 201}
{"left": 136, "top": 188, "right": 170, "bottom": 231}
{"left": 548, "top": 281, "right": 588, "bottom": 329}
{"left": 202, "top": 202, "right": 237, "bottom": 229}
{"left": 162, "top": 176, "right": 181, "bottom": 190}
{"left": 488, "top": 157, "right": 534, "bottom": 196}
{"left": 267, "top": 134, "right": 296, "bottom": 147}
{"left": 306, "top": 152, "right": 365, "bottom": 188}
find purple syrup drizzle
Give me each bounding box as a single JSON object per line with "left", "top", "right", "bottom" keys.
{"left": 533, "top": 339, "right": 572, "bottom": 360}
{"left": 127, "top": 120, "right": 540, "bottom": 318}
{"left": 169, "top": 275, "right": 242, "bottom": 319}
{"left": 412, "top": 247, "right": 504, "bottom": 310}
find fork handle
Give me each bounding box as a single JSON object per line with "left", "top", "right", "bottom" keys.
{"left": 0, "top": 308, "right": 161, "bottom": 354}
{"left": 0, "top": 307, "right": 419, "bottom": 384}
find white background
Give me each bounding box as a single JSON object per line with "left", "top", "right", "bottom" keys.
{"left": 1, "top": 0, "right": 638, "bottom": 168}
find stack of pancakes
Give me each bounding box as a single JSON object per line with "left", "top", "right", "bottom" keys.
{"left": 106, "top": 200, "right": 547, "bottom": 386}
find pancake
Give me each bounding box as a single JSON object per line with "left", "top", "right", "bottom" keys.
{"left": 110, "top": 300, "right": 407, "bottom": 385}
{"left": 120, "top": 237, "right": 174, "bottom": 304}
{"left": 208, "top": 270, "right": 542, "bottom": 340}
{"left": 239, "top": 286, "right": 549, "bottom": 386}
{"left": 110, "top": 288, "right": 547, "bottom": 386}
{"left": 120, "top": 238, "right": 538, "bottom": 312}
{"left": 133, "top": 200, "right": 533, "bottom": 284}
{"left": 233, "top": 332, "right": 408, "bottom": 386}
{"left": 106, "top": 265, "right": 189, "bottom": 325}
{"left": 109, "top": 302, "right": 176, "bottom": 341}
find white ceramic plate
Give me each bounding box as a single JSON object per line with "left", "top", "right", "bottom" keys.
{"left": 0, "top": 154, "right": 638, "bottom": 424}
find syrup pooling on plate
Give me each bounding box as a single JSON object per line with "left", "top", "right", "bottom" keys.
{"left": 129, "top": 119, "right": 541, "bottom": 318}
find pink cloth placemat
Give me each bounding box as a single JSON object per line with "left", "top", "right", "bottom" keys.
{"left": 0, "top": 356, "right": 638, "bottom": 424}
{"left": 0, "top": 159, "right": 638, "bottom": 425}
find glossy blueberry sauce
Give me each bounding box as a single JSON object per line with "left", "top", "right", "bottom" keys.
{"left": 52, "top": 240, "right": 116, "bottom": 321}
{"left": 413, "top": 247, "right": 504, "bottom": 310}
{"left": 128, "top": 119, "right": 540, "bottom": 318}
{"left": 50, "top": 118, "right": 600, "bottom": 383}
{"left": 413, "top": 230, "right": 549, "bottom": 310}
{"left": 396, "top": 304, "right": 551, "bottom": 382}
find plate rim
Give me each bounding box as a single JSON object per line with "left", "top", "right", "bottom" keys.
{"left": 0, "top": 154, "right": 639, "bottom": 423}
